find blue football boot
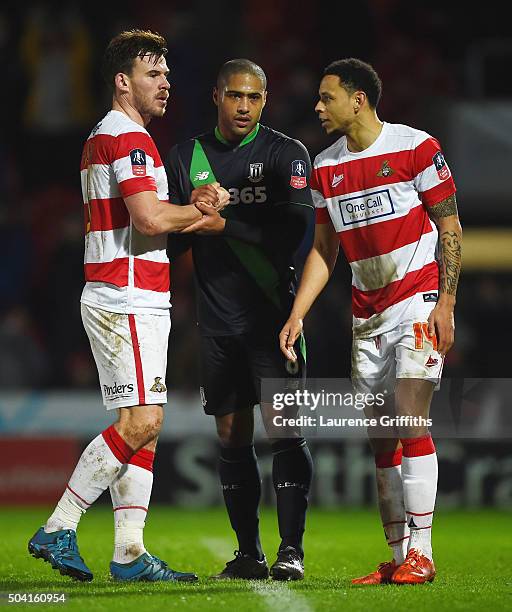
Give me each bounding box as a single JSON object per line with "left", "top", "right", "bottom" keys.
{"left": 110, "top": 553, "right": 198, "bottom": 582}
{"left": 28, "top": 527, "right": 93, "bottom": 582}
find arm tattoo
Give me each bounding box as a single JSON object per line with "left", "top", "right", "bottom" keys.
{"left": 440, "top": 230, "right": 462, "bottom": 296}
{"left": 428, "top": 194, "right": 458, "bottom": 219}
{"left": 427, "top": 194, "right": 461, "bottom": 296}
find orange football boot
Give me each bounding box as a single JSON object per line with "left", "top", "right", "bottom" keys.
{"left": 392, "top": 549, "right": 436, "bottom": 584}
{"left": 351, "top": 560, "right": 398, "bottom": 585}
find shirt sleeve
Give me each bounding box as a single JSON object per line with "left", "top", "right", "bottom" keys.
{"left": 165, "top": 144, "right": 193, "bottom": 257}
{"left": 310, "top": 165, "right": 331, "bottom": 224}
{"left": 111, "top": 131, "right": 160, "bottom": 198}
{"left": 413, "top": 135, "right": 457, "bottom": 207}
{"left": 273, "top": 139, "right": 314, "bottom": 208}
{"left": 166, "top": 144, "right": 184, "bottom": 204}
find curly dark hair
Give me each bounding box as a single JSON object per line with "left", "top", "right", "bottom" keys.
{"left": 324, "top": 58, "right": 382, "bottom": 108}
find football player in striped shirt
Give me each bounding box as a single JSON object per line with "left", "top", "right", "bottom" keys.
{"left": 280, "top": 58, "right": 462, "bottom": 584}
{"left": 28, "top": 29, "right": 227, "bottom": 583}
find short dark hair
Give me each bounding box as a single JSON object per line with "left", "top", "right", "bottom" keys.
{"left": 217, "top": 59, "right": 267, "bottom": 90}
{"left": 102, "top": 29, "right": 168, "bottom": 91}
{"left": 324, "top": 58, "right": 382, "bottom": 108}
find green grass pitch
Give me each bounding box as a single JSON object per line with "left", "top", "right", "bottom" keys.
{"left": 1, "top": 507, "right": 511, "bottom": 611}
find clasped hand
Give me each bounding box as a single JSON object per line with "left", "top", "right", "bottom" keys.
{"left": 180, "top": 182, "right": 230, "bottom": 235}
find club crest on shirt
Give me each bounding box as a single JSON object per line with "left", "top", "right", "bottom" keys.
{"left": 130, "top": 149, "right": 147, "bottom": 176}
{"left": 377, "top": 160, "right": 394, "bottom": 178}
{"left": 150, "top": 377, "right": 167, "bottom": 393}
{"left": 433, "top": 151, "right": 450, "bottom": 181}
{"left": 248, "top": 162, "right": 264, "bottom": 183}
{"left": 290, "top": 160, "right": 307, "bottom": 188}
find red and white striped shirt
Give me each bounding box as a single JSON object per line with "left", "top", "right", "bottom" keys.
{"left": 80, "top": 110, "right": 170, "bottom": 315}
{"left": 312, "top": 122, "right": 456, "bottom": 337}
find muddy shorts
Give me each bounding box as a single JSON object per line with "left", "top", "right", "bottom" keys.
{"left": 81, "top": 303, "right": 170, "bottom": 409}
{"left": 351, "top": 301, "right": 444, "bottom": 396}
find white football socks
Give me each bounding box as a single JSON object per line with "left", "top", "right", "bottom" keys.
{"left": 110, "top": 449, "right": 155, "bottom": 563}
{"left": 45, "top": 495, "right": 85, "bottom": 533}
{"left": 401, "top": 435, "right": 438, "bottom": 561}
{"left": 113, "top": 520, "right": 147, "bottom": 564}
{"left": 45, "top": 426, "right": 134, "bottom": 533}
{"left": 375, "top": 449, "right": 409, "bottom": 564}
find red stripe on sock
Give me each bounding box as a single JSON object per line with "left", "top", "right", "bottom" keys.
{"left": 406, "top": 510, "right": 434, "bottom": 516}
{"left": 388, "top": 535, "right": 410, "bottom": 545}
{"left": 400, "top": 434, "right": 435, "bottom": 457}
{"left": 375, "top": 448, "right": 403, "bottom": 468}
{"left": 409, "top": 525, "right": 432, "bottom": 531}
{"left": 102, "top": 425, "right": 134, "bottom": 464}
{"left": 113, "top": 505, "right": 148, "bottom": 512}
{"left": 383, "top": 520, "right": 406, "bottom": 527}
{"left": 66, "top": 485, "right": 91, "bottom": 507}
{"left": 128, "top": 314, "right": 146, "bottom": 405}
{"left": 128, "top": 448, "right": 155, "bottom": 472}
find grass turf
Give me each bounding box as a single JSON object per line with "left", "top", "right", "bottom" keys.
{"left": 1, "top": 507, "right": 511, "bottom": 611}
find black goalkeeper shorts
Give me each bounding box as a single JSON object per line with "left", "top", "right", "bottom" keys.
{"left": 199, "top": 329, "right": 306, "bottom": 417}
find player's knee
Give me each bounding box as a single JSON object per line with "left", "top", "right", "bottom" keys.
{"left": 129, "top": 410, "right": 163, "bottom": 446}
{"left": 142, "top": 413, "right": 163, "bottom": 440}
{"left": 271, "top": 436, "right": 307, "bottom": 455}
{"left": 217, "top": 425, "right": 239, "bottom": 448}
{"left": 216, "top": 420, "right": 252, "bottom": 448}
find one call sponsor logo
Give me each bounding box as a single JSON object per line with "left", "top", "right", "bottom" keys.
{"left": 290, "top": 160, "right": 307, "bottom": 189}
{"left": 103, "top": 382, "right": 134, "bottom": 398}
{"left": 130, "top": 149, "right": 147, "bottom": 176}
{"left": 338, "top": 188, "right": 395, "bottom": 226}
{"left": 433, "top": 151, "right": 450, "bottom": 181}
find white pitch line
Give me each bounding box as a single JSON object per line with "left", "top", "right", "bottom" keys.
{"left": 200, "top": 537, "right": 313, "bottom": 612}
{"left": 250, "top": 581, "right": 313, "bottom": 612}
{"left": 201, "top": 537, "right": 234, "bottom": 561}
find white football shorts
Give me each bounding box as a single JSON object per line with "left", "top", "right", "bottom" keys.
{"left": 81, "top": 303, "right": 170, "bottom": 410}
{"left": 351, "top": 300, "right": 444, "bottom": 396}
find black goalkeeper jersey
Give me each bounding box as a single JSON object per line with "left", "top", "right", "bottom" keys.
{"left": 166, "top": 123, "right": 313, "bottom": 336}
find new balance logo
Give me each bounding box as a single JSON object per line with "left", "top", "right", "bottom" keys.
{"left": 425, "top": 355, "right": 439, "bottom": 367}
{"left": 331, "top": 173, "right": 344, "bottom": 187}
{"left": 195, "top": 171, "right": 209, "bottom": 181}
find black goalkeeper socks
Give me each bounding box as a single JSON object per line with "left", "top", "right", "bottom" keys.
{"left": 219, "top": 445, "right": 263, "bottom": 561}
{"left": 272, "top": 438, "right": 313, "bottom": 557}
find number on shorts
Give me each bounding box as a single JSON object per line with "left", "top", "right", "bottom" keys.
{"left": 413, "top": 322, "right": 438, "bottom": 351}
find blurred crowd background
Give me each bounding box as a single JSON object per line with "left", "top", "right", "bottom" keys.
{"left": 1, "top": 0, "right": 511, "bottom": 393}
